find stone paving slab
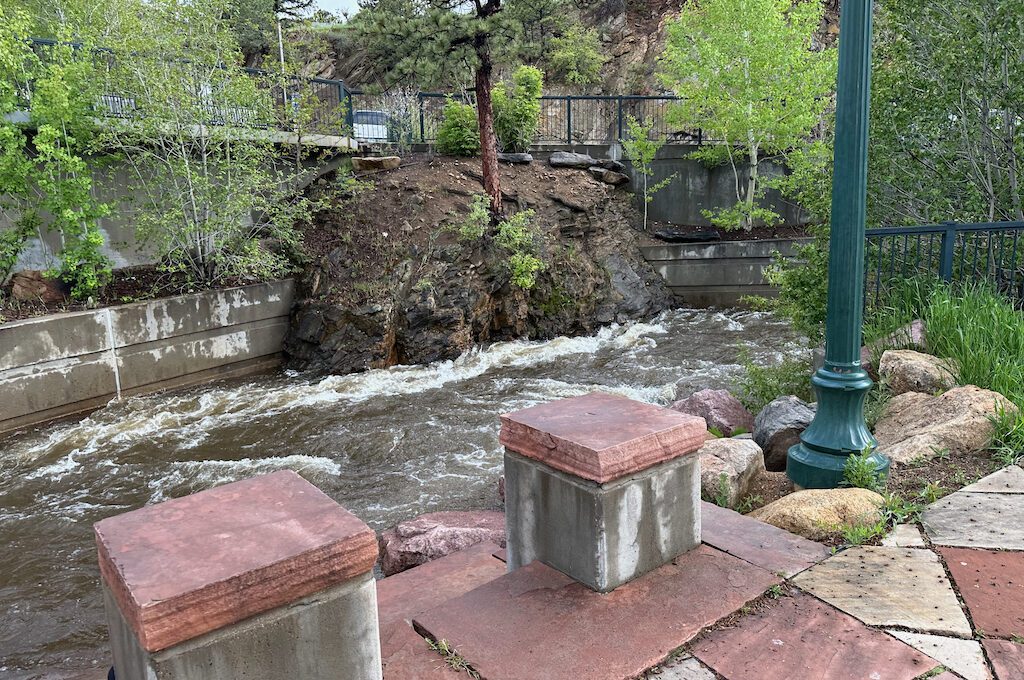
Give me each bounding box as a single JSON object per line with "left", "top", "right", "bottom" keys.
{"left": 922, "top": 491, "right": 1024, "bottom": 550}
{"left": 792, "top": 546, "right": 972, "bottom": 636}
{"left": 886, "top": 630, "right": 991, "bottom": 680}
{"left": 413, "top": 545, "right": 781, "bottom": 680}
{"left": 646, "top": 654, "right": 716, "bottom": 679}
{"left": 881, "top": 523, "right": 927, "bottom": 548}
{"left": 691, "top": 592, "right": 939, "bottom": 680}
{"left": 961, "top": 466, "right": 1024, "bottom": 494}
{"left": 983, "top": 639, "right": 1024, "bottom": 680}
{"left": 700, "top": 501, "right": 832, "bottom": 577}
{"left": 381, "top": 621, "right": 463, "bottom": 679}
{"left": 939, "top": 547, "right": 1024, "bottom": 639}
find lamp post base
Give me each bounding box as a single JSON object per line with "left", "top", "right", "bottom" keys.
{"left": 787, "top": 443, "right": 890, "bottom": 490}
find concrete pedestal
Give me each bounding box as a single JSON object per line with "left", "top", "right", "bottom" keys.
{"left": 95, "top": 470, "right": 382, "bottom": 680}
{"left": 500, "top": 392, "right": 707, "bottom": 592}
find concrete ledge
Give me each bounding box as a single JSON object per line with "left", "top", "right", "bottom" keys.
{"left": 0, "top": 279, "right": 293, "bottom": 434}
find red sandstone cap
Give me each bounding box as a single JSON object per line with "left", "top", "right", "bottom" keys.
{"left": 499, "top": 392, "right": 707, "bottom": 484}
{"left": 94, "top": 470, "right": 377, "bottom": 652}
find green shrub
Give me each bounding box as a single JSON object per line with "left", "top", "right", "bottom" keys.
{"left": 842, "top": 449, "right": 887, "bottom": 493}
{"left": 734, "top": 355, "right": 814, "bottom": 413}
{"left": 448, "top": 194, "right": 490, "bottom": 240}
{"left": 548, "top": 27, "right": 605, "bottom": 86}
{"left": 496, "top": 208, "right": 545, "bottom": 289}
{"left": 436, "top": 98, "right": 480, "bottom": 156}
{"left": 492, "top": 66, "right": 543, "bottom": 153}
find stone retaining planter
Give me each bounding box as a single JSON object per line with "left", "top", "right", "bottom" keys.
{"left": 0, "top": 279, "right": 293, "bottom": 434}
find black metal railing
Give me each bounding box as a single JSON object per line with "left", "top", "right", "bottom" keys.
{"left": 865, "top": 221, "right": 1024, "bottom": 308}
{"left": 349, "top": 91, "right": 701, "bottom": 146}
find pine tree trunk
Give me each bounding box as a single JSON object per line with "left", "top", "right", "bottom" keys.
{"left": 474, "top": 45, "right": 502, "bottom": 217}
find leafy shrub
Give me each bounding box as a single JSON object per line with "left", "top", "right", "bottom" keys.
{"left": 734, "top": 354, "right": 814, "bottom": 413}
{"left": 842, "top": 449, "right": 886, "bottom": 493}
{"left": 436, "top": 98, "right": 480, "bottom": 156}
{"left": 0, "top": 222, "right": 32, "bottom": 287}
{"left": 548, "top": 27, "right": 605, "bottom": 86}
{"left": 492, "top": 66, "right": 543, "bottom": 153}
{"left": 449, "top": 194, "right": 490, "bottom": 240}
{"left": 496, "top": 209, "right": 545, "bottom": 289}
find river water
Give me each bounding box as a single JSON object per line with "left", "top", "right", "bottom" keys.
{"left": 0, "top": 309, "right": 802, "bottom": 677}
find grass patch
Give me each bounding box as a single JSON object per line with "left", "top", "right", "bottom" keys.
{"left": 426, "top": 638, "right": 480, "bottom": 678}
{"left": 735, "top": 354, "right": 814, "bottom": 413}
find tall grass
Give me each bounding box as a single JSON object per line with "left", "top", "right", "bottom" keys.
{"left": 865, "top": 281, "right": 1024, "bottom": 464}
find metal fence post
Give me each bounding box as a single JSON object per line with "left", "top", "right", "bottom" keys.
{"left": 617, "top": 97, "right": 624, "bottom": 141}
{"left": 418, "top": 93, "right": 426, "bottom": 144}
{"left": 939, "top": 222, "right": 957, "bottom": 281}
{"left": 343, "top": 85, "right": 354, "bottom": 133}
{"left": 566, "top": 96, "right": 573, "bottom": 145}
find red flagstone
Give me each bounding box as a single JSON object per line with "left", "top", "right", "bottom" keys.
{"left": 984, "top": 639, "right": 1024, "bottom": 680}
{"left": 692, "top": 592, "right": 939, "bottom": 680}
{"left": 499, "top": 392, "right": 706, "bottom": 484}
{"left": 381, "top": 621, "right": 464, "bottom": 679}
{"left": 939, "top": 547, "right": 1024, "bottom": 638}
{"left": 94, "top": 470, "right": 377, "bottom": 652}
{"left": 413, "top": 545, "right": 780, "bottom": 680}
{"left": 700, "top": 501, "right": 832, "bottom": 577}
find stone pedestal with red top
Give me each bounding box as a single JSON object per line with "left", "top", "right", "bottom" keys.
{"left": 94, "top": 470, "right": 382, "bottom": 680}
{"left": 500, "top": 392, "right": 707, "bottom": 593}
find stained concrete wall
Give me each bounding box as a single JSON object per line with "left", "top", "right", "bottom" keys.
{"left": 641, "top": 238, "right": 810, "bottom": 308}
{"left": 0, "top": 279, "right": 294, "bottom": 434}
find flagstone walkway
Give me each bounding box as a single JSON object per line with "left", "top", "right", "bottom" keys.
{"left": 378, "top": 464, "right": 1024, "bottom": 680}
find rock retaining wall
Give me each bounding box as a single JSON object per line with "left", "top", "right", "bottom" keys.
{"left": 0, "top": 279, "right": 293, "bottom": 434}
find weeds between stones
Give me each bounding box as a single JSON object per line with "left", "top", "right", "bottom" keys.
{"left": 425, "top": 638, "right": 480, "bottom": 678}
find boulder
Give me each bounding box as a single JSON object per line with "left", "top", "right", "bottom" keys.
{"left": 11, "top": 270, "right": 67, "bottom": 303}
{"left": 699, "top": 438, "right": 766, "bottom": 507}
{"left": 749, "top": 488, "right": 886, "bottom": 541}
{"left": 352, "top": 156, "right": 401, "bottom": 172}
{"left": 597, "top": 158, "right": 628, "bottom": 173}
{"left": 498, "top": 152, "right": 533, "bottom": 164}
{"left": 653, "top": 228, "right": 722, "bottom": 244}
{"left": 878, "top": 349, "right": 957, "bottom": 396}
{"left": 861, "top": 320, "right": 927, "bottom": 377}
{"left": 548, "top": 151, "right": 597, "bottom": 169}
{"left": 378, "top": 510, "right": 506, "bottom": 576}
{"left": 672, "top": 389, "right": 754, "bottom": 437}
{"left": 754, "top": 396, "right": 817, "bottom": 472}
{"left": 873, "top": 385, "right": 1016, "bottom": 464}
{"left": 588, "top": 166, "right": 630, "bottom": 186}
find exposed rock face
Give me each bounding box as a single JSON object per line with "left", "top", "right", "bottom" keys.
{"left": 672, "top": 389, "right": 754, "bottom": 437}
{"left": 549, "top": 151, "right": 597, "bottom": 169}
{"left": 287, "top": 159, "right": 675, "bottom": 374}
{"left": 699, "top": 438, "right": 766, "bottom": 507}
{"left": 750, "top": 488, "right": 885, "bottom": 541}
{"left": 754, "top": 396, "right": 818, "bottom": 472}
{"left": 352, "top": 156, "right": 401, "bottom": 172}
{"left": 873, "top": 386, "right": 1016, "bottom": 464}
{"left": 11, "top": 270, "right": 66, "bottom": 303}
{"left": 878, "top": 349, "right": 957, "bottom": 396}
{"left": 378, "top": 511, "right": 506, "bottom": 577}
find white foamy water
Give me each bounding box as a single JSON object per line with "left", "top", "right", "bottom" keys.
{"left": 0, "top": 308, "right": 805, "bottom": 673}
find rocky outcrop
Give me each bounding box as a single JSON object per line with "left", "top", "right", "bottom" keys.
{"left": 750, "top": 488, "right": 885, "bottom": 541}
{"left": 352, "top": 156, "right": 401, "bottom": 172}
{"left": 873, "top": 386, "right": 1016, "bottom": 465}
{"left": 11, "top": 270, "right": 66, "bottom": 303}
{"left": 878, "top": 349, "right": 957, "bottom": 396}
{"left": 672, "top": 389, "right": 754, "bottom": 437}
{"left": 754, "top": 396, "right": 817, "bottom": 472}
{"left": 588, "top": 166, "right": 630, "bottom": 186}
{"left": 378, "top": 511, "right": 506, "bottom": 576}
{"left": 699, "top": 438, "right": 765, "bottom": 507}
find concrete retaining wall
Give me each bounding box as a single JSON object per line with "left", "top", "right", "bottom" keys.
{"left": 0, "top": 279, "right": 294, "bottom": 434}
{"left": 641, "top": 238, "right": 809, "bottom": 307}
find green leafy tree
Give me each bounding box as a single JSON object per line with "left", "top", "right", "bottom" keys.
{"left": 658, "top": 0, "right": 836, "bottom": 231}
{"left": 621, "top": 116, "right": 674, "bottom": 231}
{"left": 492, "top": 65, "right": 542, "bottom": 153}
{"left": 548, "top": 26, "right": 604, "bottom": 87}
{"left": 0, "top": 7, "right": 113, "bottom": 299}
{"left": 354, "top": 0, "right": 514, "bottom": 215}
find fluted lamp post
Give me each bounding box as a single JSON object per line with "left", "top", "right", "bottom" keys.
{"left": 786, "top": 0, "right": 891, "bottom": 489}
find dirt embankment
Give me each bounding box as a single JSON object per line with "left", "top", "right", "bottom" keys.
{"left": 285, "top": 155, "right": 674, "bottom": 374}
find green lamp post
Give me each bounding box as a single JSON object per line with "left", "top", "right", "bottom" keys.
{"left": 786, "top": 0, "right": 890, "bottom": 489}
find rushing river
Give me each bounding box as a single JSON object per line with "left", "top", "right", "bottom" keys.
{"left": 0, "top": 309, "right": 803, "bottom": 677}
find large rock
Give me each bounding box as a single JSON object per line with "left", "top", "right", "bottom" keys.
{"left": 352, "top": 156, "right": 401, "bottom": 172}
{"left": 378, "top": 511, "right": 506, "bottom": 576}
{"left": 549, "top": 151, "right": 597, "bottom": 169}
{"left": 11, "top": 270, "right": 66, "bottom": 303}
{"left": 861, "top": 320, "right": 927, "bottom": 377}
{"left": 878, "top": 349, "right": 957, "bottom": 396}
{"left": 699, "top": 438, "right": 766, "bottom": 507}
{"left": 672, "top": 389, "right": 754, "bottom": 437}
{"left": 873, "top": 385, "right": 1016, "bottom": 464}
{"left": 588, "top": 166, "right": 630, "bottom": 186}
{"left": 750, "top": 488, "right": 886, "bottom": 541}
{"left": 754, "top": 396, "right": 817, "bottom": 472}
{"left": 498, "top": 152, "right": 533, "bottom": 164}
